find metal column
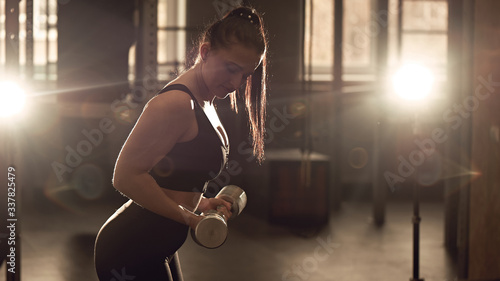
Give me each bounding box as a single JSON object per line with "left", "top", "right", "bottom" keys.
{"left": 5, "top": 0, "right": 20, "bottom": 77}
{"left": 134, "top": 0, "right": 159, "bottom": 103}
{"left": 373, "top": 0, "right": 390, "bottom": 226}
{"left": 330, "top": 0, "right": 343, "bottom": 211}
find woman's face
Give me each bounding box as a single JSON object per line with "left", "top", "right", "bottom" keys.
{"left": 201, "top": 42, "right": 262, "bottom": 99}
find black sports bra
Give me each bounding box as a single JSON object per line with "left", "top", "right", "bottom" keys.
{"left": 149, "top": 84, "right": 229, "bottom": 193}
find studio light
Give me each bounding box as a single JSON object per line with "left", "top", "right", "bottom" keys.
{"left": 389, "top": 63, "right": 436, "bottom": 281}
{"left": 392, "top": 63, "right": 435, "bottom": 101}
{"left": 0, "top": 81, "right": 27, "bottom": 118}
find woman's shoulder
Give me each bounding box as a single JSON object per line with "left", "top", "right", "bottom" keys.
{"left": 144, "top": 86, "right": 196, "bottom": 119}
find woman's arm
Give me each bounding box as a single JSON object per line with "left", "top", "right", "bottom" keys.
{"left": 112, "top": 92, "right": 201, "bottom": 229}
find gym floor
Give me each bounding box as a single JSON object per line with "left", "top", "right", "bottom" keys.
{"left": 0, "top": 195, "right": 457, "bottom": 281}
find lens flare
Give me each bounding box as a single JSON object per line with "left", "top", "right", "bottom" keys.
{"left": 348, "top": 147, "right": 369, "bottom": 169}
{"left": 0, "top": 81, "right": 26, "bottom": 118}
{"left": 392, "top": 64, "right": 434, "bottom": 101}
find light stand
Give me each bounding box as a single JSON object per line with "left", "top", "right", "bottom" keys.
{"left": 391, "top": 63, "right": 434, "bottom": 281}
{"left": 411, "top": 113, "right": 424, "bottom": 281}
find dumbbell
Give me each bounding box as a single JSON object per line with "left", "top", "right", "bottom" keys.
{"left": 191, "top": 185, "right": 247, "bottom": 249}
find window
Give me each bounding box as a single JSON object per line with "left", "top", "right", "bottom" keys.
{"left": 343, "top": 0, "right": 374, "bottom": 80}
{"left": 396, "top": 0, "right": 448, "bottom": 80}
{"left": 304, "top": 0, "right": 448, "bottom": 82}
{"left": 304, "top": 0, "right": 334, "bottom": 81}
{"left": 157, "top": 0, "right": 186, "bottom": 81}
{"left": 304, "top": 0, "right": 375, "bottom": 82}
{"left": 0, "top": 0, "right": 58, "bottom": 80}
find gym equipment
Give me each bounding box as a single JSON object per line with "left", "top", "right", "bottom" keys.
{"left": 191, "top": 185, "right": 247, "bottom": 249}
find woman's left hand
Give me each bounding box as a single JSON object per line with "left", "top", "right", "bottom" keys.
{"left": 197, "top": 197, "right": 233, "bottom": 220}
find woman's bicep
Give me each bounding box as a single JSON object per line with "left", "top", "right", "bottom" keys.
{"left": 114, "top": 95, "right": 192, "bottom": 177}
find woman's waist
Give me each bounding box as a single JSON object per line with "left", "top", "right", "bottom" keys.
{"left": 160, "top": 188, "right": 202, "bottom": 212}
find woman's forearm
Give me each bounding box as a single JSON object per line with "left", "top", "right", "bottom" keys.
{"left": 195, "top": 195, "right": 208, "bottom": 212}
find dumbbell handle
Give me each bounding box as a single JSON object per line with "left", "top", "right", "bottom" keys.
{"left": 205, "top": 205, "right": 229, "bottom": 221}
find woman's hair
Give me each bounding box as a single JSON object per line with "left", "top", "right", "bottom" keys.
{"left": 193, "top": 7, "right": 268, "bottom": 163}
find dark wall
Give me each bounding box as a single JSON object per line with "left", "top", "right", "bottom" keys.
{"left": 250, "top": 0, "right": 303, "bottom": 85}
{"left": 55, "top": 0, "right": 136, "bottom": 204}
{"left": 57, "top": 0, "right": 135, "bottom": 103}
{"left": 469, "top": 0, "right": 500, "bottom": 278}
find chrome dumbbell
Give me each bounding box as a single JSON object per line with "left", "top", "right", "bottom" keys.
{"left": 191, "top": 185, "right": 247, "bottom": 249}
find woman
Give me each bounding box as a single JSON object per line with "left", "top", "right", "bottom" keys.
{"left": 94, "top": 6, "right": 268, "bottom": 281}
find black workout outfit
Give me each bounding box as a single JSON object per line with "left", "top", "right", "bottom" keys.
{"left": 94, "top": 84, "right": 229, "bottom": 281}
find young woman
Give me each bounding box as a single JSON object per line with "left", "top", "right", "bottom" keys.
{"left": 94, "top": 6, "right": 268, "bottom": 281}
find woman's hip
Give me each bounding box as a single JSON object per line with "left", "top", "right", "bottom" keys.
{"left": 94, "top": 199, "right": 189, "bottom": 264}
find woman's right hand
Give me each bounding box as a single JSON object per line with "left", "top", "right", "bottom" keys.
{"left": 197, "top": 197, "right": 232, "bottom": 220}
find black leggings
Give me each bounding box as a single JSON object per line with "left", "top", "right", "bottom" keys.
{"left": 94, "top": 199, "right": 189, "bottom": 281}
